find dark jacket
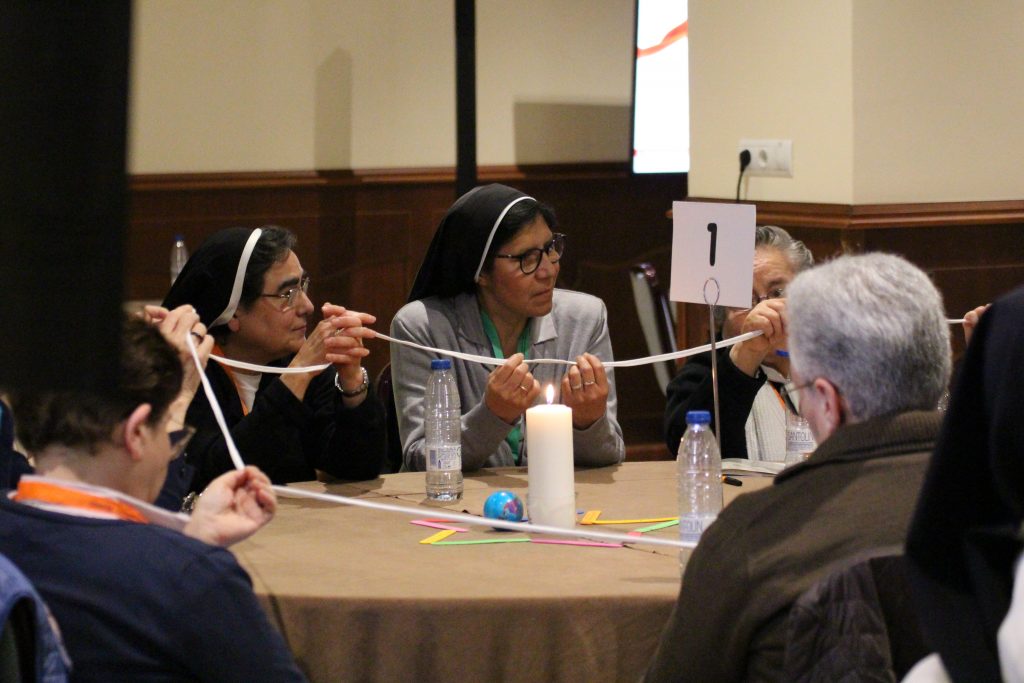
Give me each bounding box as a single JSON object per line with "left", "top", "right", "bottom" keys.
{"left": 0, "top": 496, "right": 306, "bottom": 682}
{"left": 783, "top": 551, "right": 928, "bottom": 682}
{"left": 0, "top": 551, "right": 70, "bottom": 682}
{"left": 664, "top": 349, "right": 770, "bottom": 459}
{"left": 184, "top": 358, "right": 385, "bottom": 492}
{"left": 644, "top": 411, "right": 941, "bottom": 683}
{"left": 0, "top": 399, "right": 31, "bottom": 491}
{"left": 906, "top": 285, "right": 1024, "bottom": 682}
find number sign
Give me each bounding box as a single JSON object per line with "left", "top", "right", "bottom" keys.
{"left": 669, "top": 201, "right": 756, "bottom": 309}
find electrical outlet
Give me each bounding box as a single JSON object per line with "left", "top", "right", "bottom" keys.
{"left": 738, "top": 139, "right": 792, "bottom": 177}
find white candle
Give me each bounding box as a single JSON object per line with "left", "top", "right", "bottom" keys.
{"left": 526, "top": 385, "right": 576, "bottom": 529}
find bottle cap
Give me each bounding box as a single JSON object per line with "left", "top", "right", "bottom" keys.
{"left": 430, "top": 359, "right": 452, "bottom": 370}
{"left": 686, "top": 410, "right": 711, "bottom": 425}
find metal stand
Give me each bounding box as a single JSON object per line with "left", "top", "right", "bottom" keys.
{"left": 703, "top": 278, "right": 723, "bottom": 454}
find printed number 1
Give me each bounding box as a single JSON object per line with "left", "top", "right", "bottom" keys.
{"left": 707, "top": 223, "right": 718, "bottom": 266}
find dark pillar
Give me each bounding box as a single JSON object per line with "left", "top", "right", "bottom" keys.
{"left": 454, "top": 0, "right": 477, "bottom": 198}
{"left": 0, "top": 2, "right": 131, "bottom": 392}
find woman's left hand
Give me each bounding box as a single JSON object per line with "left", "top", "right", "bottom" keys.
{"left": 561, "top": 352, "right": 608, "bottom": 429}
{"left": 184, "top": 466, "right": 276, "bottom": 547}
{"left": 321, "top": 303, "right": 376, "bottom": 384}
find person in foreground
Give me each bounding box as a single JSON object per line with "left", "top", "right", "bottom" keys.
{"left": 0, "top": 319, "right": 305, "bottom": 681}
{"left": 664, "top": 225, "right": 814, "bottom": 461}
{"left": 163, "top": 226, "right": 384, "bottom": 496}
{"left": 644, "top": 253, "right": 951, "bottom": 682}
{"left": 390, "top": 183, "right": 625, "bottom": 470}
{"left": 901, "top": 285, "right": 1024, "bottom": 682}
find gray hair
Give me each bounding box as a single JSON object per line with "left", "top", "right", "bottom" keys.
{"left": 756, "top": 225, "right": 814, "bottom": 273}
{"left": 715, "top": 225, "right": 814, "bottom": 327}
{"left": 787, "top": 252, "right": 951, "bottom": 421}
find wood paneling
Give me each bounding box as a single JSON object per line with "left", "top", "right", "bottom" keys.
{"left": 128, "top": 165, "right": 686, "bottom": 453}
{"left": 129, "top": 176, "right": 1023, "bottom": 457}
{"left": 680, "top": 198, "right": 1024, "bottom": 359}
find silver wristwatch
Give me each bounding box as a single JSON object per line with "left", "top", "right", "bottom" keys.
{"left": 335, "top": 366, "right": 369, "bottom": 397}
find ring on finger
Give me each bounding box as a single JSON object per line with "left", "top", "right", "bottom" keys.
{"left": 583, "top": 380, "right": 596, "bottom": 386}
{"left": 570, "top": 383, "right": 583, "bottom": 391}
{"left": 519, "top": 383, "right": 530, "bottom": 392}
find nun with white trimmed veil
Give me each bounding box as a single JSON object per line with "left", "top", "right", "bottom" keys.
{"left": 390, "top": 183, "right": 625, "bottom": 472}
{"left": 162, "top": 226, "right": 385, "bottom": 500}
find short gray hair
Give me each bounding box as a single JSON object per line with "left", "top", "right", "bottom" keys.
{"left": 757, "top": 225, "right": 814, "bottom": 273}
{"left": 787, "top": 252, "right": 951, "bottom": 421}
{"left": 715, "top": 225, "right": 814, "bottom": 327}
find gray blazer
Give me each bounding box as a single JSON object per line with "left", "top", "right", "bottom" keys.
{"left": 390, "top": 289, "right": 626, "bottom": 471}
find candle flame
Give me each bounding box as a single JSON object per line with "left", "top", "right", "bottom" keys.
{"left": 545, "top": 384, "right": 554, "bottom": 404}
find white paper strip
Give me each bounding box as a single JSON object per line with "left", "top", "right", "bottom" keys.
{"left": 376, "top": 330, "right": 763, "bottom": 369}
{"left": 184, "top": 332, "right": 694, "bottom": 548}
{"left": 182, "top": 306, "right": 973, "bottom": 551}
{"left": 271, "top": 484, "right": 695, "bottom": 549}
{"left": 210, "top": 354, "right": 330, "bottom": 374}
{"left": 202, "top": 319, "right": 968, "bottom": 376}
{"left": 186, "top": 334, "right": 246, "bottom": 471}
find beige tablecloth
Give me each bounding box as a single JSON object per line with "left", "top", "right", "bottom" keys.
{"left": 233, "top": 461, "right": 771, "bottom": 682}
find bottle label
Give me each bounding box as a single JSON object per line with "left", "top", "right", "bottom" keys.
{"left": 786, "top": 425, "right": 815, "bottom": 455}
{"left": 679, "top": 514, "right": 715, "bottom": 543}
{"left": 427, "top": 445, "right": 461, "bottom": 472}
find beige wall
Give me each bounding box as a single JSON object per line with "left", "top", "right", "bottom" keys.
{"left": 132, "top": 1, "right": 1024, "bottom": 205}
{"left": 476, "top": 0, "right": 634, "bottom": 165}
{"left": 689, "top": 0, "right": 1024, "bottom": 204}
{"left": 852, "top": 0, "right": 1024, "bottom": 203}
{"left": 688, "top": 1, "right": 856, "bottom": 204}
{"left": 129, "top": 0, "right": 634, "bottom": 173}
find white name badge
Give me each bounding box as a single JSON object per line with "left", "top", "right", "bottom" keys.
{"left": 669, "top": 201, "right": 756, "bottom": 309}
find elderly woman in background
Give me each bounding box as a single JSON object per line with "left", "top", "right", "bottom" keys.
{"left": 390, "top": 183, "right": 625, "bottom": 471}
{"left": 664, "top": 225, "right": 814, "bottom": 460}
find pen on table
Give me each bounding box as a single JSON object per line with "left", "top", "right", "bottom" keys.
{"left": 721, "top": 475, "right": 742, "bottom": 487}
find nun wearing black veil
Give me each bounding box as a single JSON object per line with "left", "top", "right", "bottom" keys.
{"left": 162, "top": 226, "right": 385, "bottom": 498}
{"left": 903, "top": 284, "right": 1024, "bottom": 682}
{"left": 389, "top": 184, "right": 625, "bottom": 472}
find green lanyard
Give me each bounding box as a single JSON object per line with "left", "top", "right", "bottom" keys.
{"left": 480, "top": 309, "right": 531, "bottom": 464}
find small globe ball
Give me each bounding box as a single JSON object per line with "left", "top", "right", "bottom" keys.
{"left": 483, "top": 490, "right": 524, "bottom": 523}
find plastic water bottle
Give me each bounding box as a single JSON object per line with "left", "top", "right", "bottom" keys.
{"left": 677, "top": 410, "right": 722, "bottom": 562}
{"left": 785, "top": 413, "right": 817, "bottom": 464}
{"left": 424, "top": 359, "right": 463, "bottom": 501}
{"left": 170, "top": 234, "right": 188, "bottom": 285}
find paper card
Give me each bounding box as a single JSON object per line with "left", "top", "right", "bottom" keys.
{"left": 419, "top": 530, "right": 457, "bottom": 544}
{"left": 433, "top": 537, "right": 531, "bottom": 546}
{"left": 670, "top": 201, "right": 756, "bottom": 309}
{"left": 530, "top": 539, "right": 621, "bottom": 548}
{"left": 411, "top": 520, "right": 469, "bottom": 532}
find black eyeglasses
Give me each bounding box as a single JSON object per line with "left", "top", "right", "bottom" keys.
{"left": 749, "top": 287, "right": 786, "bottom": 310}
{"left": 260, "top": 275, "right": 310, "bottom": 310}
{"left": 493, "top": 233, "right": 566, "bottom": 275}
{"left": 782, "top": 379, "right": 814, "bottom": 396}
{"left": 168, "top": 426, "right": 196, "bottom": 461}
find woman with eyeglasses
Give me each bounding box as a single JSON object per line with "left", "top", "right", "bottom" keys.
{"left": 162, "top": 226, "right": 385, "bottom": 499}
{"left": 390, "top": 184, "right": 625, "bottom": 471}
{"left": 664, "top": 225, "right": 814, "bottom": 462}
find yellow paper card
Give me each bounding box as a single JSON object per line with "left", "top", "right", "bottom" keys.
{"left": 419, "top": 529, "right": 457, "bottom": 545}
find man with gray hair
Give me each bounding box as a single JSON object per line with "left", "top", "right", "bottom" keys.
{"left": 645, "top": 253, "right": 950, "bottom": 682}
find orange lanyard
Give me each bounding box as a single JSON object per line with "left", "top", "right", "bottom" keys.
{"left": 771, "top": 383, "right": 793, "bottom": 413}
{"left": 213, "top": 343, "right": 250, "bottom": 416}
{"left": 14, "top": 480, "right": 149, "bottom": 524}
